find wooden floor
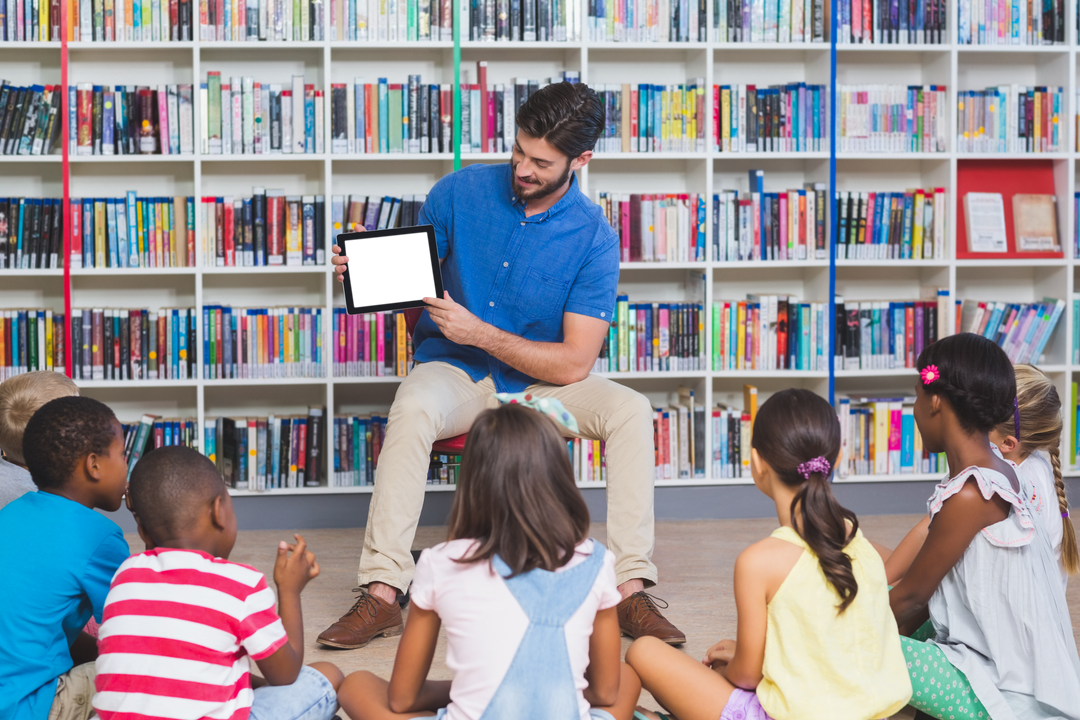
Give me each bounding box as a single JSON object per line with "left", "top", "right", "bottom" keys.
{"left": 124, "top": 514, "right": 1080, "bottom": 719}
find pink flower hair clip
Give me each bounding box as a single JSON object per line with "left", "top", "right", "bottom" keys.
{"left": 920, "top": 365, "right": 940, "bottom": 385}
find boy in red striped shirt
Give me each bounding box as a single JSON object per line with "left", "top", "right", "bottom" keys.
{"left": 94, "top": 446, "right": 343, "bottom": 720}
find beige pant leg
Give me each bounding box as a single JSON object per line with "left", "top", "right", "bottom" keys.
{"left": 528, "top": 376, "right": 658, "bottom": 586}
{"left": 357, "top": 361, "right": 496, "bottom": 592}
{"left": 49, "top": 663, "right": 96, "bottom": 720}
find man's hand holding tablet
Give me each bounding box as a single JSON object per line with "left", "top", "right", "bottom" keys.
{"left": 334, "top": 225, "right": 444, "bottom": 315}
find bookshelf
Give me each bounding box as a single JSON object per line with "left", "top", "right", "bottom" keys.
{"left": 4, "top": 0, "right": 1080, "bottom": 497}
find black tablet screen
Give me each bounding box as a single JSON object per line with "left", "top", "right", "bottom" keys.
{"left": 345, "top": 234, "right": 429, "bottom": 306}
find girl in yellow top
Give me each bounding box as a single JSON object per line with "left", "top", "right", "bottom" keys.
{"left": 626, "top": 388, "right": 911, "bottom": 720}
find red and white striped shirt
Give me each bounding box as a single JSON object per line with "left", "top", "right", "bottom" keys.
{"left": 93, "top": 548, "right": 288, "bottom": 720}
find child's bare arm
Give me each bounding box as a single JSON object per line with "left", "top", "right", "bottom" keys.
{"left": 716, "top": 542, "right": 771, "bottom": 690}
{"left": 256, "top": 534, "right": 319, "bottom": 686}
{"left": 890, "top": 480, "right": 1009, "bottom": 635}
{"left": 884, "top": 515, "right": 930, "bottom": 584}
{"left": 583, "top": 607, "right": 622, "bottom": 707}
{"left": 387, "top": 605, "right": 448, "bottom": 713}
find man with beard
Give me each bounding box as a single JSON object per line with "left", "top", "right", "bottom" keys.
{"left": 322, "top": 81, "right": 684, "bottom": 650}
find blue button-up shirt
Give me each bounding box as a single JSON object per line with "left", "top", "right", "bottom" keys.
{"left": 414, "top": 163, "right": 619, "bottom": 392}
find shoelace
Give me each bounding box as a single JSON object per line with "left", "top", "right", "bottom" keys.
{"left": 346, "top": 588, "right": 383, "bottom": 619}
{"left": 628, "top": 591, "right": 670, "bottom": 616}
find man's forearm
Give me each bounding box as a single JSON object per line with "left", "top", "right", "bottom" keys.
{"left": 476, "top": 323, "right": 590, "bottom": 386}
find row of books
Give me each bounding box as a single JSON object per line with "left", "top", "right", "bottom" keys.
{"left": 1070, "top": 382, "right": 1080, "bottom": 469}
{"left": 958, "top": 298, "right": 1064, "bottom": 365}
{"left": 836, "top": 0, "right": 946, "bottom": 43}
{"left": 463, "top": 72, "right": 580, "bottom": 154}
{"left": 833, "top": 294, "right": 946, "bottom": 371}
{"left": 592, "top": 300, "right": 704, "bottom": 373}
{"left": 0, "top": 198, "right": 63, "bottom": 269}
{"left": 711, "top": 389, "right": 754, "bottom": 478}
{"left": 957, "top": 0, "right": 1064, "bottom": 44}
{"left": 69, "top": 307, "right": 196, "bottom": 381}
{"left": 594, "top": 299, "right": 706, "bottom": 373}
{"left": 202, "top": 306, "right": 326, "bottom": 379}
{"left": 331, "top": 309, "right": 413, "bottom": 378}
{"left": 837, "top": 85, "right": 948, "bottom": 154}
{"left": 836, "top": 396, "right": 946, "bottom": 478}
{"left": 330, "top": 414, "right": 464, "bottom": 486}
{"left": 834, "top": 188, "right": 946, "bottom": 260}
{"left": 0, "top": 310, "right": 66, "bottom": 381}
{"left": 331, "top": 194, "right": 427, "bottom": 235}
{"left": 329, "top": 77, "right": 454, "bottom": 155}
{"left": 201, "top": 192, "right": 326, "bottom": 267}
{"left": 595, "top": 193, "right": 707, "bottom": 263}
{"left": 957, "top": 86, "right": 1063, "bottom": 154}
{"left": 330, "top": 0, "right": 456, "bottom": 41}
{"left": 71, "top": 84, "right": 195, "bottom": 156}
{"left": 202, "top": 0, "right": 325, "bottom": 40}
{"left": 713, "top": 173, "right": 828, "bottom": 261}
{"left": 203, "top": 73, "right": 324, "bottom": 155}
{"left": 587, "top": 0, "right": 709, "bottom": 42}
{"left": 712, "top": 83, "right": 828, "bottom": 154}
{"left": 73, "top": 195, "right": 195, "bottom": 269}
{"left": 466, "top": 0, "right": 580, "bottom": 40}
{"left": 714, "top": 0, "right": 825, "bottom": 42}
{"left": 204, "top": 409, "right": 325, "bottom": 489}
{"left": 653, "top": 387, "right": 706, "bottom": 479}
{"left": 1073, "top": 299, "right": 1080, "bottom": 364}
{"left": 68, "top": 0, "right": 195, "bottom": 41}
{"left": 122, "top": 416, "right": 200, "bottom": 480}
{"left": 712, "top": 297, "right": 828, "bottom": 371}
{"left": 0, "top": 83, "right": 62, "bottom": 156}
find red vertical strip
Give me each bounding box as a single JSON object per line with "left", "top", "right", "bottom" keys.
{"left": 60, "top": 0, "right": 71, "bottom": 378}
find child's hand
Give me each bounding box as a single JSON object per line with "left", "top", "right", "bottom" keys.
{"left": 273, "top": 534, "right": 320, "bottom": 595}
{"left": 703, "top": 639, "right": 736, "bottom": 669}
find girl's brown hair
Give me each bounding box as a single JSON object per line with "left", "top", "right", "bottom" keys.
{"left": 751, "top": 388, "right": 860, "bottom": 612}
{"left": 994, "top": 365, "right": 1078, "bottom": 575}
{"left": 448, "top": 403, "right": 591, "bottom": 577}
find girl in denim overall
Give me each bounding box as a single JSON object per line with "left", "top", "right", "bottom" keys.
{"left": 338, "top": 396, "right": 642, "bottom": 720}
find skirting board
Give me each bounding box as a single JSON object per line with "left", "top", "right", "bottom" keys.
{"left": 103, "top": 478, "right": 1080, "bottom": 534}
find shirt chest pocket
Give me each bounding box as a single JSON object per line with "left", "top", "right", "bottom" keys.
{"left": 521, "top": 268, "right": 570, "bottom": 320}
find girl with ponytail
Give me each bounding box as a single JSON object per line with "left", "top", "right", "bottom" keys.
{"left": 990, "top": 364, "right": 1078, "bottom": 583}
{"left": 887, "top": 333, "right": 1080, "bottom": 720}
{"left": 626, "top": 389, "right": 911, "bottom": 720}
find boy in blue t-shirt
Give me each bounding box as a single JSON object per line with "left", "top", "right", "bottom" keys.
{"left": 0, "top": 396, "right": 130, "bottom": 720}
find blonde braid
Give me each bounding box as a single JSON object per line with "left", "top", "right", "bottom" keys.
{"left": 1048, "top": 442, "right": 1079, "bottom": 575}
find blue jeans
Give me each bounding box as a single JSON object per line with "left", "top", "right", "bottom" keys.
{"left": 250, "top": 666, "right": 338, "bottom": 720}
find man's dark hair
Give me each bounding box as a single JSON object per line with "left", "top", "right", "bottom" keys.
{"left": 23, "top": 395, "right": 119, "bottom": 490}
{"left": 515, "top": 82, "right": 605, "bottom": 159}
{"left": 129, "top": 446, "right": 227, "bottom": 543}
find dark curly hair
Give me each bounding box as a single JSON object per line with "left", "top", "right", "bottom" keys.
{"left": 515, "top": 82, "right": 605, "bottom": 159}
{"left": 129, "top": 446, "right": 227, "bottom": 544}
{"left": 751, "top": 389, "right": 859, "bottom": 613}
{"left": 916, "top": 333, "right": 1016, "bottom": 434}
{"left": 22, "top": 396, "right": 119, "bottom": 489}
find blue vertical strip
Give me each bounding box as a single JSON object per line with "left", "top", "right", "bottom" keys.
{"left": 828, "top": 0, "right": 838, "bottom": 406}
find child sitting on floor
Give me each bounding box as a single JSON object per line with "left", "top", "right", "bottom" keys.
{"left": 888, "top": 334, "right": 1080, "bottom": 719}
{"left": 0, "top": 396, "right": 130, "bottom": 720}
{"left": 92, "top": 445, "right": 343, "bottom": 720}
{"left": 626, "top": 388, "right": 911, "bottom": 720}
{"left": 0, "top": 371, "right": 80, "bottom": 509}
{"left": 336, "top": 396, "right": 641, "bottom": 720}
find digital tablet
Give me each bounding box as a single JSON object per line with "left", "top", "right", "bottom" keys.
{"left": 338, "top": 225, "right": 444, "bottom": 315}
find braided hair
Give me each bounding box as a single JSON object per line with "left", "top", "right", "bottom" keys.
{"left": 916, "top": 333, "right": 1016, "bottom": 434}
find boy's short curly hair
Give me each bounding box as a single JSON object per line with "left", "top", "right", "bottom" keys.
{"left": 22, "top": 396, "right": 119, "bottom": 489}
{"left": 128, "top": 446, "right": 226, "bottom": 543}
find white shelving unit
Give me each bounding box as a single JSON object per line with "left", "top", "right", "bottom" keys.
{"left": 5, "top": 0, "right": 1080, "bottom": 495}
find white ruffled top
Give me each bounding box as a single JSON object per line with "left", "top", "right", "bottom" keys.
{"left": 924, "top": 464, "right": 1080, "bottom": 720}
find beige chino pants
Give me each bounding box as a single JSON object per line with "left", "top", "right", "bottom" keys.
{"left": 357, "top": 361, "right": 658, "bottom": 591}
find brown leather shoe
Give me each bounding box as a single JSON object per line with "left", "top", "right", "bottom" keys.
{"left": 316, "top": 588, "right": 404, "bottom": 650}
{"left": 617, "top": 591, "right": 686, "bottom": 645}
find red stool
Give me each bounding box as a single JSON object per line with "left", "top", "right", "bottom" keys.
{"left": 404, "top": 308, "right": 469, "bottom": 455}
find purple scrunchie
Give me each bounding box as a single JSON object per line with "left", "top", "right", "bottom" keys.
{"left": 797, "top": 456, "right": 831, "bottom": 480}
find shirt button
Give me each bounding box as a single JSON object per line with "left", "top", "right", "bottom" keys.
{"left": 520, "top": 221, "right": 525, "bottom": 226}
{"left": 503, "top": 262, "right": 508, "bottom": 267}
{"left": 489, "top": 301, "right": 495, "bottom": 307}
{"left": 601, "top": 312, "right": 606, "bottom": 318}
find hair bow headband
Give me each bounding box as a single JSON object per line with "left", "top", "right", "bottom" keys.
{"left": 495, "top": 392, "right": 580, "bottom": 434}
